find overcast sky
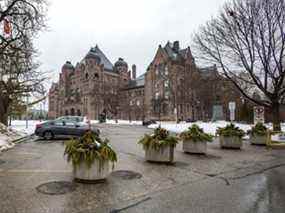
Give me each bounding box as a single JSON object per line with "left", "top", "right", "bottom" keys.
{"left": 35, "top": 0, "right": 228, "bottom": 85}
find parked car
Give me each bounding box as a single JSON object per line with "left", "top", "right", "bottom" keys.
{"left": 35, "top": 119, "right": 100, "bottom": 140}
{"left": 55, "top": 116, "right": 88, "bottom": 124}
{"left": 185, "top": 118, "right": 197, "bottom": 123}
{"left": 142, "top": 120, "right": 157, "bottom": 126}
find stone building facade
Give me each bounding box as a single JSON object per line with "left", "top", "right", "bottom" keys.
{"left": 48, "top": 45, "right": 144, "bottom": 120}
{"left": 48, "top": 41, "right": 240, "bottom": 121}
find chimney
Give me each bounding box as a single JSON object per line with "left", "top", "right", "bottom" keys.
{"left": 132, "top": 64, "right": 137, "bottom": 79}
{"left": 173, "top": 41, "right": 180, "bottom": 52}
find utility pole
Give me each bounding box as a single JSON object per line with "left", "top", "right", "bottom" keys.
{"left": 26, "top": 94, "right": 29, "bottom": 129}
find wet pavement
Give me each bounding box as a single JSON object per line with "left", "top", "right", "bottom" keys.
{"left": 0, "top": 124, "right": 285, "bottom": 213}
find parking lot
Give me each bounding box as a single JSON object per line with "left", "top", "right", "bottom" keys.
{"left": 1, "top": 124, "right": 285, "bottom": 213}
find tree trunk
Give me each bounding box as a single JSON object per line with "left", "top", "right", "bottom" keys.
{"left": 272, "top": 103, "right": 281, "bottom": 131}
{"left": 0, "top": 96, "right": 10, "bottom": 126}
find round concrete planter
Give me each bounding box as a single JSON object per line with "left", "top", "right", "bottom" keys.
{"left": 145, "top": 145, "right": 174, "bottom": 163}
{"left": 250, "top": 135, "right": 267, "bottom": 145}
{"left": 183, "top": 140, "right": 207, "bottom": 154}
{"left": 219, "top": 136, "right": 242, "bottom": 149}
{"left": 73, "top": 160, "right": 110, "bottom": 183}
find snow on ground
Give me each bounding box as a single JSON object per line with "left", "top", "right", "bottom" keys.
{"left": 10, "top": 120, "right": 40, "bottom": 135}
{"left": 148, "top": 120, "right": 285, "bottom": 139}
{"left": 0, "top": 120, "right": 43, "bottom": 152}
{"left": 0, "top": 122, "right": 25, "bottom": 152}
{"left": 148, "top": 121, "right": 252, "bottom": 135}
{"left": 90, "top": 119, "right": 142, "bottom": 125}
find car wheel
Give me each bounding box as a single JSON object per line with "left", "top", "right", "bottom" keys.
{"left": 43, "top": 131, "right": 54, "bottom": 140}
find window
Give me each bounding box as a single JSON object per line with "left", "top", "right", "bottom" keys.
{"left": 85, "top": 73, "right": 89, "bottom": 80}
{"left": 155, "top": 68, "right": 159, "bottom": 76}
{"left": 155, "top": 92, "right": 159, "bottom": 100}
{"left": 155, "top": 82, "right": 159, "bottom": 89}
{"left": 165, "top": 91, "right": 170, "bottom": 99}
{"left": 94, "top": 73, "right": 99, "bottom": 79}
{"left": 165, "top": 66, "right": 169, "bottom": 75}
{"left": 136, "top": 100, "right": 140, "bottom": 106}
{"left": 130, "top": 100, "right": 134, "bottom": 106}
{"left": 164, "top": 80, "right": 169, "bottom": 88}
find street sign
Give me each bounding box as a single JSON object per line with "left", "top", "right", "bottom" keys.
{"left": 254, "top": 106, "right": 265, "bottom": 124}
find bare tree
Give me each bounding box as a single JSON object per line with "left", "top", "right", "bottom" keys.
{"left": 193, "top": 0, "right": 285, "bottom": 130}
{"left": 0, "top": 0, "right": 47, "bottom": 125}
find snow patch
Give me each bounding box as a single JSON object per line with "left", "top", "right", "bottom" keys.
{"left": 90, "top": 119, "right": 142, "bottom": 125}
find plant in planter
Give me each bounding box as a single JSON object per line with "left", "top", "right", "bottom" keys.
{"left": 247, "top": 122, "right": 268, "bottom": 145}
{"left": 64, "top": 131, "right": 117, "bottom": 182}
{"left": 138, "top": 127, "right": 178, "bottom": 163}
{"left": 180, "top": 124, "right": 213, "bottom": 154}
{"left": 216, "top": 123, "right": 245, "bottom": 149}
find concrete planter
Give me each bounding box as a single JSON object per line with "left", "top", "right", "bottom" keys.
{"left": 220, "top": 136, "right": 242, "bottom": 149}
{"left": 250, "top": 135, "right": 267, "bottom": 145}
{"left": 73, "top": 159, "right": 110, "bottom": 182}
{"left": 145, "top": 145, "right": 174, "bottom": 163}
{"left": 183, "top": 140, "right": 207, "bottom": 154}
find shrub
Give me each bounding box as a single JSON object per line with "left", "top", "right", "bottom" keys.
{"left": 180, "top": 124, "right": 213, "bottom": 142}
{"left": 138, "top": 127, "right": 179, "bottom": 150}
{"left": 216, "top": 123, "right": 245, "bottom": 138}
{"left": 247, "top": 122, "right": 268, "bottom": 136}
{"left": 64, "top": 131, "right": 117, "bottom": 170}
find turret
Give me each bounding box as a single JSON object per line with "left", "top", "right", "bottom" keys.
{"left": 132, "top": 64, "right": 137, "bottom": 79}
{"left": 115, "top": 58, "right": 128, "bottom": 72}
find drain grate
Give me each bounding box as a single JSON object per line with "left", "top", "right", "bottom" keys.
{"left": 111, "top": 170, "right": 142, "bottom": 180}
{"left": 36, "top": 181, "right": 76, "bottom": 195}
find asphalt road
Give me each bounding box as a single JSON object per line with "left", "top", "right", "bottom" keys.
{"left": 0, "top": 124, "right": 285, "bottom": 213}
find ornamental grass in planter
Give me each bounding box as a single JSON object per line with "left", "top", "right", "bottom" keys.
{"left": 138, "top": 127, "right": 178, "bottom": 163}
{"left": 247, "top": 122, "right": 268, "bottom": 145}
{"left": 64, "top": 131, "right": 117, "bottom": 183}
{"left": 216, "top": 123, "right": 245, "bottom": 149}
{"left": 180, "top": 124, "right": 213, "bottom": 154}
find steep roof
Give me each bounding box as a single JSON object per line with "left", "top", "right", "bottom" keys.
{"left": 163, "top": 41, "right": 189, "bottom": 60}
{"left": 88, "top": 45, "right": 114, "bottom": 71}
{"left": 125, "top": 74, "right": 145, "bottom": 90}
{"left": 199, "top": 65, "right": 218, "bottom": 78}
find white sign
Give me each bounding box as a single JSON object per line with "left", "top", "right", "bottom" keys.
{"left": 254, "top": 106, "right": 265, "bottom": 124}
{"left": 230, "top": 110, "right": 235, "bottom": 121}
{"left": 229, "top": 102, "right": 236, "bottom": 111}
{"left": 229, "top": 102, "right": 236, "bottom": 121}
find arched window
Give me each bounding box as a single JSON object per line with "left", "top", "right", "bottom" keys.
{"left": 77, "top": 109, "right": 81, "bottom": 116}
{"left": 85, "top": 73, "right": 89, "bottom": 80}
{"left": 65, "top": 110, "right": 69, "bottom": 116}
{"left": 70, "top": 108, "right": 75, "bottom": 116}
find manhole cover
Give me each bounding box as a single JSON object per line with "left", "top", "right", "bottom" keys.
{"left": 111, "top": 170, "right": 142, "bottom": 180}
{"left": 36, "top": 181, "right": 76, "bottom": 195}
{"left": 0, "top": 159, "right": 5, "bottom": 165}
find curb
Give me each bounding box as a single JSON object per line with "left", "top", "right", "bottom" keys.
{"left": 12, "top": 134, "right": 34, "bottom": 144}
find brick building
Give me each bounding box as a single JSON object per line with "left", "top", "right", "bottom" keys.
{"left": 48, "top": 41, "right": 239, "bottom": 121}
